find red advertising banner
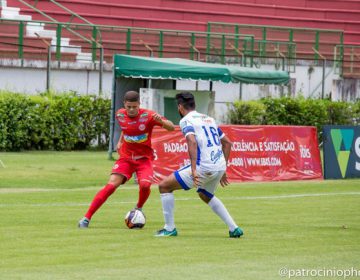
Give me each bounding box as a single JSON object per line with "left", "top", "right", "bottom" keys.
{"left": 152, "top": 125, "right": 323, "bottom": 182}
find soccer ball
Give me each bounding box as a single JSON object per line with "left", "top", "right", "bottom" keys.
{"left": 124, "top": 209, "right": 146, "bottom": 229}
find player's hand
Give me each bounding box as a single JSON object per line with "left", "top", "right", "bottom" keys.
{"left": 192, "top": 171, "right": 202, "bottom": 188}
{"left": 116, "top": 142, "right": 122, "bottom": 153}
{"left": 152, "top": 113, "right": 164, "bottom": 125}
{"left": 220, "top": 173, "right": 229, "bottom": 187}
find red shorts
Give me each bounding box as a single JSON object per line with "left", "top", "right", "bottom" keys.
{"left": 111, "top": 157, "right": 153, "bottom": 184}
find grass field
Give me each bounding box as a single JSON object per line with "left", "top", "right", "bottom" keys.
{"left": 0, "top": 152, "right": 359, "bottom": 280}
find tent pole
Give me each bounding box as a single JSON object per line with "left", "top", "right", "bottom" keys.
{"left": 139, "top": 40, "right": 154, "bottom": 90}
{"left": 108, "top": 67, "right": 116, "bottom": 160}
{"left": 239, "top": 82, "right": 243, "bottom": 100}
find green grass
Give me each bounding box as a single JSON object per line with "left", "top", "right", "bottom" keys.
{"left": 0, "top": 152, "right": 360, "bottom": 279}
{"left": 0, "top": 151, "right": 115, "bottom": 188}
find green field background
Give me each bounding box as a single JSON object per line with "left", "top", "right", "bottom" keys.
{"left": 0, "top": 152, "right": 359, "bottom": 279}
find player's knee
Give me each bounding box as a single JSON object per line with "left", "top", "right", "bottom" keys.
{"left": 158, "top": 180, "right": 172, "bottom": 194}
{"left": 139, "top": 181, "right": 151, "bottom": 190}
{"left": 108, "top": 174, "right": 126, "bottom": 188}
{"left": 198, "top": 191, "right": 212, "bottom": 204}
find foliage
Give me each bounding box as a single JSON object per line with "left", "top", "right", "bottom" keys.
{"left": 324, "top": 99, "right": 355, "bottom": 125}
{"left": 227, "top": 97, "right": 360, "bottom": 141}
{"left": 0, "top": 91, "right": 111, "bottom": 151}
{"left": 228, "top": 100, "right": 266, "bottom": 125}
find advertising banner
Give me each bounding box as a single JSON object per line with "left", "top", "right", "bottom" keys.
{"left": 323, "top": 125, "right": 360, "bottom": 179}
{"left": 152, "top": 125, "right": 323, "bottom": 182}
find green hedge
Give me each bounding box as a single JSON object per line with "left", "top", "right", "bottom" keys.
{"left": 0, "top": 91, "right": 110, "bottom": 151}
{"left": 2, "top": 92, "right": 359, "bottom": 151}
{"left": 228, "top": 97, "right": 360, "bottom": 141}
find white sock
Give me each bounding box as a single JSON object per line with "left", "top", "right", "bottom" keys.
{"left": 208, "top": 196, "right": 238, "bottom": 231}
{"left": 160, "top": 193, "right": 175, "bottom": 231}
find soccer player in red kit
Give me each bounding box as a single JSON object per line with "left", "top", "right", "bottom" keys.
{"left": 78, "top": 91, "right": 175, "bottom": 228}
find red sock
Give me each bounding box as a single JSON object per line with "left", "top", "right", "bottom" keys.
{"left": 137, "top": 183, "right": 151, "bottom": 208}
{"left": 85, "top": 184, "right": 116, "bottom": 219}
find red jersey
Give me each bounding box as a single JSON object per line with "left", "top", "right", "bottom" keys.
{"left": 116, "top": 108, "right": 164, "bottom": 160}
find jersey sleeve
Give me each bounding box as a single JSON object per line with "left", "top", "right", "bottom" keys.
{"left": 218, "top": 127, "right": 226, "bottom": 139}
{"left": 115, "top": 109, "right": 125, "bottom": 123}
{"left": 180, "top": 119, "right": 195, "bottom": 137}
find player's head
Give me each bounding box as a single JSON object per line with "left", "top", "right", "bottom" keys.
{"left": 175, "top": 92, "right": 195, "bottom": 118}
{"left": 124, "top": 91, "right": 140, "bottom": 117}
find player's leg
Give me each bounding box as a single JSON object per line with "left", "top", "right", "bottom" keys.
{"left": 197, "top": 171, "right": 243, "bottom": 238}
{"left": 83, "top": 174, "right": 125, "bottom": 219}
{"left": 135, "top": 158, "right": 154, "bottom": 210}
{"left": 134, "top": 158, "right": 154, "bottom": 210}
{"left": 78, "top": 159, "right": 133, "bottom": 228}
{"left": 155, "top": 166, "right": 192, "bottom": 237}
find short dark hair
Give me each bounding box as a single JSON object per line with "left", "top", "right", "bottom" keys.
{"left": 124, "top": 91, "right": 139, "bottom": 102}
{"left": 175, "top": 92, "right": 196, "bottom": 110}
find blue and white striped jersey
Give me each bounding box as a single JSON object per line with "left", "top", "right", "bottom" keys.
{"left": 179, "top": 111, "right": 226, "bottom": 171}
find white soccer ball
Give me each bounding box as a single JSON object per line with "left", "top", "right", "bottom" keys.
{"left": 124, "top": 209, "right": 146, "bottom": 229}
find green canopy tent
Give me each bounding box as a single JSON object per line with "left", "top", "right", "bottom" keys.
{"left": 109, "top": 54, "right": 290, "bottom": 157}
{"left": 113, "top": 54, "right": 290, "bottom": 84}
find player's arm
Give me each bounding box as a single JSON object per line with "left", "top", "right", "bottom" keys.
{"left": 116, "top": 131, "right": 123, "bottom": 152}
{"left": 152, "top": 113, "right": 175, "bottom": 131}
{"left": 185, "top": 134, "right": 201, "bottom": 187}
{"left": 220, "top": 131, "right": 232, "bottom": 187}
{"left": 220, "top": 135, "right": 232, "bottom": 164}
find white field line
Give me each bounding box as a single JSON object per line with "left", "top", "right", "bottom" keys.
{"left": 0, "top": 192, "right": 359, "bottom": 208}
{"left": 0, "top": 186, "right": 120, "bottom": 193}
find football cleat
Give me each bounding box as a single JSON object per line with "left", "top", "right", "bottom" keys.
{"left": 78, "top": 217, "right": 90, "bottom": 228}
{"left": 229, "top": 227, "right": 243, "bottom": 238}
{"left": 154, "top": 228, "right": 178, "bottom": 237}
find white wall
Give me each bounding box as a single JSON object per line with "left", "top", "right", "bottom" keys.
{"left": 176, "top": 64, "right": 345, "bottom": 122}
{"left": 1, "top": 63, "right": 358, "bottom": 123}
{"left": 0, "top": 67, "right": 112, "bottom": 97}
{"left": 290, "top": 65, "right": 340, "bottom": 99}
{"left": 0, "top": 64, "right": 343, "bottom": 100}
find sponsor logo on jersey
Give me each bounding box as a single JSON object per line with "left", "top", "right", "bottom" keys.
{"left": 192, "top": 114, "right": 211, "bottom": 122}
{"left": 124, "top": 133, "right": 148, "bottom": 143}
{"left": 210, "top": 149, "right": 223, "bottom": 164}
{"left": 128, "top": 121, "right": 137, "bottom": 125}
{"left": 192, "top": 115, "right": 205, "bottom": 119}
{"left": 117, "top": 113, "right": 126, "bottom": 122}
{"left": 139, "top": 124, "right": 146, "bottom": 131}
{"left": 139, "top": 118, "right": 148, "bottom": 123}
